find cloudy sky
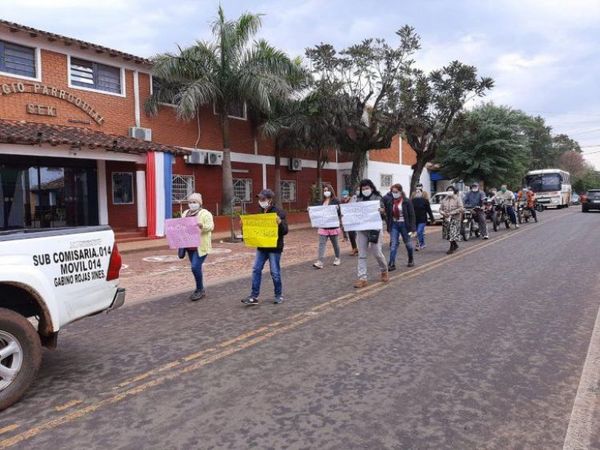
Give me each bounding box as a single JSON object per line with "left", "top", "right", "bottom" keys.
{"left": 3, "top": 0, "right": 600, "bottom": 168}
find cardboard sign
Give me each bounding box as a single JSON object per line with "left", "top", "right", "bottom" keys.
{"left": 241, "top": 213, "right": 279, "bottom": 248}
{"left": 340, "top": 200, "right": 383, "bottom": 231}
{"left": 164, "top": 217, "right": 201, "bottom": 249}
{"left": 308, "top": 205, "right": 340, "bottom": 228}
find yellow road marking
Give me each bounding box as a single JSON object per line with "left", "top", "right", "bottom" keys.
{"left": 54, "top": 400, "right": 82, "bottom": 412}
{"left": 0, "top": 212, "right": 571, "bottom": 448}
{"left": 0, "top": 426, "right": 18, "bottom": 437}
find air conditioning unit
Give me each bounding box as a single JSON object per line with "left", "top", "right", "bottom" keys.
{"left": 206, "top": 150, "right": 223, "bottom": 166}
{"left": 128, "top": 127, "right": 152, "bottom": 142}
{"left": 288, "top": 158, "right": 302, "bottom": 171}
{"left": 185, "top": 150, "right": 208, "bottom": 164}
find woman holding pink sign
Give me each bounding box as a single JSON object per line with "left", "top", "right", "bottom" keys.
{"left": 182, "top": 193, "right": 214, "bottom": 301}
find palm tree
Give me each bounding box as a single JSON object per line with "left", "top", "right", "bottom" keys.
{"left": 146, "top": 6, "right": 302, "bottom": 214}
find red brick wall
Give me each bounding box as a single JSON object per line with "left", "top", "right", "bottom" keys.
{"left": 369, "top": 134, "right": 400, "bottom": 163}
{"left": 106, "top": 161, "right": 138, "bottom": 230}
{"left": 401, "top": 138, "right": 418, "bottom": 166}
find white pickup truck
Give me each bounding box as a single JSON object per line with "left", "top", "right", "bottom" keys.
{"left": 0, "top": 226, "right": 125, "bottom": 410}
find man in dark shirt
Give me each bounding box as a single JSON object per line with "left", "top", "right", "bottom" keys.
{"left": 463, "top": 183, "right": 489, "bottom": 239}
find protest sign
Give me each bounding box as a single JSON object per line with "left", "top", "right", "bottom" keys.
{"left": 340, "top": 200, "right": 382, "bottom": 231}
{"left": 241, "top": 213, "right": 279, "bottom": 248}
{"left": 308, "top": 205, "right": 340, "bottom": 228}
{"left": 164, "top": 217, "right": 201, "bottom": 249}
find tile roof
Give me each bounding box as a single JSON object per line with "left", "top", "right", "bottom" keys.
{"left": 0, "top": 20, "right": 151, "bottom": 65}
{"left": 0, "top": 119, "right": 189, "bottom": 155}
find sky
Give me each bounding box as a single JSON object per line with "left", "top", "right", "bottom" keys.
{"left": 2, "top": 0, "right": 600, "bottom": 169}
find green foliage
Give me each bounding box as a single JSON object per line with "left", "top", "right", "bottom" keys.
{"left": 572, "top": 167, "right": 600, "bottom": 193}
{"left": 438, "top": 104, "right": 530, "bottom": 188}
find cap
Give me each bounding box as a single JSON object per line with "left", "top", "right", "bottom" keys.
{"left": 341, "top": 190, "right": 349, "bottom": 196}
{"left": 257, "top": 189, "right": 275, "bottom": 199}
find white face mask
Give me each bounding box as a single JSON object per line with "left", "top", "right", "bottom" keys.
{"left": 323, "top": 191, "right": 332, "bottom": 198}
{"left": 471, "top": 187, "right": 479, "bottom": 192}
{"left": 415, "top": 191, "right": 423, "bottom": 198}
{"left": 259, "top": 200, "right": 270, "bottom": 209}
{"left": 188, "top": 202, "right": 200, "bottom": 211}
{"left": 392, "top": 192, "right": 401, "bottom": 199}
{"left": 447, "top": 190, "right": 455, "bottom": 197}
{"left": 361, "top": 188, "right": 372, "bottom": 197}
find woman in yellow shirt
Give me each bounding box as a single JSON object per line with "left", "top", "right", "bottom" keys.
{"left": 182, "top": 193, "right": 214, "bottom": 301}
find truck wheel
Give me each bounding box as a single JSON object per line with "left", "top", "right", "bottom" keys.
{"left": 0, "top": 308, "right": 42, "bottom": 411}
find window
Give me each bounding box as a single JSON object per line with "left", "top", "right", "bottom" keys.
{"left": 70, "top": 57, "right": 122, "bottom": 94}
{"left": 280, "top": 180, "right": 297, "bottom": 202}
{"left": 380, "top": 174, "right": 393, "bottom": 189}
{"left": 233, "top": 178, "right": 252, "bottom": 202}
{"left": 172, "top": 174, "right": 195, "bottom": 202}
{"left": 112, "top": 172, "right": 134, "bottom": 204}
{"left": 213, "top": 101, "right": 247, "bottom": 120}
{"left": 0, "top": 40, "right": 36, "bottom": 78}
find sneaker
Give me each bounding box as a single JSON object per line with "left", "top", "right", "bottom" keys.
{"left": 241, "top": 296, "right": 259, "bottom": 306}
{"left": 407, "top": 261, "right": 415, "bottom": 268}
{"left": 274, "top": 296, "right": 283, "bottom": 304}
{"left": 516, "top": 224, "right": 520, "bottom": 228}
{"left": 388, "top": 263, "right": 396, "bottom": 272}
{"left": 420, "top": 244, "right": 426, "bottom": 250}
{"left": 333, "top": 258, "right": 341, "bottom": 266}
{"left": 313, "top": 260, "right": 324, "bottom": 269}
{"left": 381, "top": 271, "right": 390, "bottom": 283}
{"left": 190, "top": 289, "right": 205, "bottom": 301}
{"left": 483, "top": 235, "right": 489, "bottom": 240}
{"left": 353, "top": 279, "right": 368, "bottom": 288}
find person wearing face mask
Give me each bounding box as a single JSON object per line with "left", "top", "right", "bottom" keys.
{"left": 313, "top": 183, "right": 342, "bottom": 269}
{"left": 494, "top": 184, "right": 518, "bottom": 228}
{"left": 383, "top": 183, "right": 416, "bottom": 270}
{"left": 340, "top": 189, "right": 359, "bottom": 255}
{"left": 182, "top": 193, "right": 214, "bottom": 301}
{"left": 440, "top": 186, "right": 464, "bottom": 254}
{"left": 411, "top": 187, "right": 435, "bottom": 251}
{"left": 242, "top": 189, "right": 288, "bottom": 306}
{"left": 463, "top": 182, "right": 489, "bottom": 239}
{"left": 353, "top": 179, "right": 388, "bottom": 288}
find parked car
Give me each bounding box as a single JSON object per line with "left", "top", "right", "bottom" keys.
{"left": 581, "top": 189, "right": 600, "bottom": 212}
{"left": 430, "top": 192, "right": 450, "bottom": 223}
{"left": 571, "top": 193, "right": 580, "bottom": 205}
{"left": 0, "top": 226, "right": 125, "bottom": 410}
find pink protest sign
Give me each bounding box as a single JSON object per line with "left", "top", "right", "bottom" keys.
{"left": 164, "top": 217, "right": 201, "bottom": 249}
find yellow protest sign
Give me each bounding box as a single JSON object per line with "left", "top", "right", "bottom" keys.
{"left": 241, "top": 213, "right": 279, "bottom": 248}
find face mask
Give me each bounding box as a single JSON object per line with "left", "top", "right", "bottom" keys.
{"left": 323, "top": 191, "right": 332, "bottom": 198}
{"left": 188, "top": 202, "right": 200, "bottom": 211}
{"left": 259, "top": 200, "right": 270, "bottom": 209}
{"left": 392, "top": 192, "right": 401, "bottom": 199}
{"left": 501, "top": 187, "right": 507, "bottom": 193}
{"left": 361, "top": 188, "right": 372, "bottom": 197}
{"left": 447, "top": 190, "right": 455, "bottom": 196}
{"left": 355, "top": 190, "right": 360, "bottom": 196}
{"left": 415, "top": 191, "right": 423, "bottom": 198}
{"left": 471, "top": 187, "right": 478, "bottom": 192}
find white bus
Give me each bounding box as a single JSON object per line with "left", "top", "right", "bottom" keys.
{"left": 524, "top": 169, "right": 572, "bottom": 208}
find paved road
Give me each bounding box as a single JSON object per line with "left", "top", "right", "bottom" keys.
{"left": 1, "top": 209, "right": 599, "bottom": 449}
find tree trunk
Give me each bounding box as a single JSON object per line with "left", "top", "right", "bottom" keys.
{"left": 274, "top": 138, "right": 282, "bottom": 208}
{"left": 220, "top": 113, "right": 234, "bottom": 215}
{"left": 316, "top": 147, "right": 323, "bottom": 202}
{"left": 410, "top": 158, "right": 426, "bottom": 195}
{"left": 350, "top": 150, "right": 367, "bottom": 189}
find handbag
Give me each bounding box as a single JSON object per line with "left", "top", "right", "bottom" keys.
{"left": 367, "top": 229, "right": 380, "bottom": 244}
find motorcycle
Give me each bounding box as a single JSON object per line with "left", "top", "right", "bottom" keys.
{"left": 483, "top": 198, "right": 498, "bottom": 231}
{"left": 494, "top": 202, "right": 513, "bottom": 230}
{"left": 517, "top": 201, "right": 539, "bottom": 223}
{"left": 461, "top": 207, "right": 482, "bottom": 241}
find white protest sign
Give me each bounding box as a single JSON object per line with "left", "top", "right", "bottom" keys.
{"left": 308, "top": 205, "right": 340, "bottom": 228}
{"left": 340, "top": 200, "right": 382, "bottom": 231}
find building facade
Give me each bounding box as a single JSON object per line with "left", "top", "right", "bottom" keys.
{"left": 0, "top": 20, "right": 429, "bottom": 239}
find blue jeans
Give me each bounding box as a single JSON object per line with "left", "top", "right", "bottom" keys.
{"left": 389, "top": 221, "right": 414, "bottom": 265}
{"left": 187, "top": 251, "right": 207, "bottom": 291}
{"left": 416, "top": 222, "right": 427, "bottom": 247}
{"left": 251, "top": 250, "right": 282, "bottom": 298}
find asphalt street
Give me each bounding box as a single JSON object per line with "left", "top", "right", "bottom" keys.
{"left": 0, "top": 208, "right": 599, "bottom": 449}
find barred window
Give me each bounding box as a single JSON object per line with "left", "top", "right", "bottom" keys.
{"left": 213, "top": 101, "right": 247, "bottom": 120}
{"left": 172, "top": 174, "right": 195, "bottom": 202}
{"left": 233, "top": 178, "right": 252, "bottom": 202}
{"left": 0, "top": 40, "right": 36, "bottom": 78}
{"left": 70, "top": 57, "right": 122, "bottom": 94}
{"left": 380, "top": 174, "right": 393, "bottom": 189}
{"left": 112, "top": 172, "right": 134, "bottom": 205}
{"left": 280, "top": 180, "right": 296, "bottom": 202}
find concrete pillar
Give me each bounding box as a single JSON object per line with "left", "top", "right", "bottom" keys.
{"left": 136, "top": 170, "right": 147, "bottom": 227}
{"left": 97, "top": 160, "right": 109, "bottom": 225}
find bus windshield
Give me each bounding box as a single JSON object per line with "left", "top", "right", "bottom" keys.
{"left": 525, "top": 174, "right": 561, "bottom": 192}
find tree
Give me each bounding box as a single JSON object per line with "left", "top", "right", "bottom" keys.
{"left": 437, "top": 104, "right": 530, "bottom": 188}
{"left": 398, "top": 61, "right": 494, "bottom": 194}
{"left": 305, "top": 26, "right": 421, "bottom": 188}
{"left": 523, "top": 116, "right": 555, "bottom": 169}
{"left": 146, "top": 6, "right": 301, "bottom": 214}
{"left": 572, "top": 165, "right": 600, "bottom": 193}
{"left": 553, "top": 133, "right": 581, "bottom": 154}
{"left": 558, "top": 150, "right": 586, "bottom": 177}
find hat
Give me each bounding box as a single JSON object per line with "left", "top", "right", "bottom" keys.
{"left": 257, "top": 189, "right": 275, "bottom": 199}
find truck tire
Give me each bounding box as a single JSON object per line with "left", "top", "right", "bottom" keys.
{"left": 0, "top": 308, "right": 42, "bottom": 411}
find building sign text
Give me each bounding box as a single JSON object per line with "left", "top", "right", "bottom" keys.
{"left": 26, "top": 104, "right": 57, "bottom": 117}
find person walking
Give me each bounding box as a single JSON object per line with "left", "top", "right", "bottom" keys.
{"left": 242, "top": 189, "right": 288, "bottom": 306}
{"left": 411, "top": 187, "right": 435, "bottom": 251}
{"left": 182, "top": 193, "right": 214, "bottom": 301}
{"left": 313, "top": 183, "right": 342, "bottom": 268}
{"left": 440, "top": 186, "right": 464, "bottom": 254}
{"left": 340, "top": 189, "right": 358, "bottom": 255}
{"left": 383, "top": 183, "right": 416, "bottom": 270}
{"left": 353, "top": 179, "right": 388, "bottom": 288}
